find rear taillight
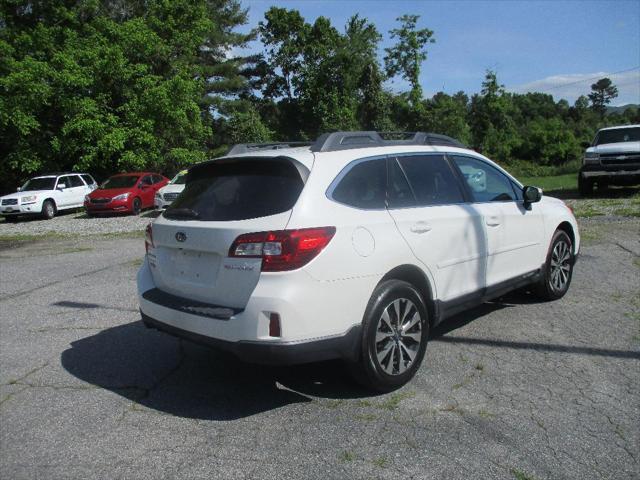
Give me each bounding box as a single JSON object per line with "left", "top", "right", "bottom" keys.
{"left": 145, "top": 223, "right": 154, "bottom": 253}
{"left": 229, "top": 227, "right": 336, "bottom": 272}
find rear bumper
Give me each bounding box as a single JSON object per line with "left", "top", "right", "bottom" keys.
{"left": 141, "top": 311, "right": 361, "bottom": 365}
{"left": 137, "top": 257, "right": 373, "bottom": 365}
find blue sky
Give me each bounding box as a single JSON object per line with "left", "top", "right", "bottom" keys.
{"left": 241, "top": 0, "right": 640, "bottom": 105}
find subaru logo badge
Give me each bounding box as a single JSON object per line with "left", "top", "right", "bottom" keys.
{"left": 175, "top": 232, "right": 187, "bottom": 243}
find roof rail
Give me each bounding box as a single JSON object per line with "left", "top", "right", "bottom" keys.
{"left": 226, "top": 142, "right": 313, "bottom": 156}
{"left": 310, "top": 131, "right": 466, "bottom": 152}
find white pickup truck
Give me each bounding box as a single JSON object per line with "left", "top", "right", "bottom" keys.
{"left": 579, "top": 124, "right": 640, "bottom": 195}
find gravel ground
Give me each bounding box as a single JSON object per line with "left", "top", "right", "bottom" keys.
{"left": 0, "top": 216, "right": 638, "bottom": 480}
{"left": 0, "top": 209, "right": 156, "bottom": 237}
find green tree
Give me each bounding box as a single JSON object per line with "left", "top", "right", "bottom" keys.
{"left": 418, "top": 92, "right": 471, "bottom": 144}
{"left": 0, "top": 0, "right": 251, "bottom": 193}
{"left": 468, "top": 70, "right": 520, "bottom": 162}
{"left": 588, "top": 77, "right": 618, "bottom": 116}
{"left": 384, "top": 14, "right": 435, "bottom": 106}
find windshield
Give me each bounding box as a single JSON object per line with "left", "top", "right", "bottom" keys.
{"left": 170, "top": 172, "right": 187, "bottom": 185}
{"left": 22, "top": 177, "right": 56, "bottom": 191}
{"left": 100, "top": 176, "right": 139, "bottom": 189}
{"left": 595, "top": 127, "right": 640, "bottom": 145}
{"left": 165, "top": 159, "right": 304, "bottom": 221}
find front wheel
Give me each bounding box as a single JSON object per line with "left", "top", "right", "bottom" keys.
{"left": 131, "top": 197, "right": 142, "bottom": 216}
{"left": 41, "top": 200, "right": 56, "bottom": 220}
{"left": 349, "top": 280, "right": 429, "bottom": 392}
{"left": 535, "top": 229, "right": 574, "bottom": 301}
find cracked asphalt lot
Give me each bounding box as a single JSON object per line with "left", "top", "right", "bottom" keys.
{"left": 0, "top": 218, "right": 639, "bottom": 480}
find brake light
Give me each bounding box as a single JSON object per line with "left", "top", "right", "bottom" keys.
{"left": 145, "top": 223, "right": 154, "bottom": 253}
{"left": 229, "top": 227, "right": 336, "bottom": 272}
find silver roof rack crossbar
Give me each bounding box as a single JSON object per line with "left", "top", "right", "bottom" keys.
{"left": 225, "top": 132, "right": 466, "bottom": 156}
{"left": 226, "top": 142, "right": 313, "bottom": 156}
{"left": 310, "top": 131, "right": 466, "bottom": 152}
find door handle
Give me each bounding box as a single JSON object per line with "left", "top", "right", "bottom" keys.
{"left": 410, "top": 222, "right": 432, "bottom": 234}
{"left": 486, "top": 215, "right": 501, "bottom": 227}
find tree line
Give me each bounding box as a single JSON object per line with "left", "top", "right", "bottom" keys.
{"left": 1, "top": 0, "right": 638, "bottom": 194}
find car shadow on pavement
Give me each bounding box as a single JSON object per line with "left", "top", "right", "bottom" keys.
{"left": 61, "top": 321, "right": 369, "bottom": 421}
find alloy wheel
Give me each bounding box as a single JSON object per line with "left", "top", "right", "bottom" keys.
{"left": 550, "top": 240, "right": 571, "bottom": 292}
{"left": 375, "top": 298, "right": 423, "bottom": 375}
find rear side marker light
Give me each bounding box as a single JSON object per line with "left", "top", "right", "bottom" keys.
{"left": 269, "top": 313, "right": 281, "bottom": 337}
{"left": 229, "top": 227, "right": 336, "bottom": 272}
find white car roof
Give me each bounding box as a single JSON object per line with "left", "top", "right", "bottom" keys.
{"left": 598, "top": 124, "right": 639, "bottom": 132}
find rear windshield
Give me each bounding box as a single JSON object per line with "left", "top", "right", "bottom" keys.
{"left": 164, "top": 159, "right": 304, "bottom": 221}
{"left": 595, "top": 127, "right": 640, "bottom": 145}
{"left": 101, "top": 176, "right": 139, "bottom": 189}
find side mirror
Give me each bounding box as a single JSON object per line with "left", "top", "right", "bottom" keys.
{"left": 523, "top": 186, "right": 542, "bottom": 205}
{"left": 580, "top": 141, "right": 591, "bottom": 149}
{"left": 57, "top": 185, "right": 66, "bottom": 191}
{"left": 16, "top": 187, "right": 22, "bottom": 192}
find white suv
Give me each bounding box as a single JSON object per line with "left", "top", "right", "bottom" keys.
{"left": 138, "top": 132, "right": 580, "bottom": 391}
{"left": 1, "top": 172, "right": 97, "bottom": 220}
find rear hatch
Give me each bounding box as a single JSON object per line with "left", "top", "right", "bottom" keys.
{"left": 148, "top": 157, "right": 307, "bottom": 309}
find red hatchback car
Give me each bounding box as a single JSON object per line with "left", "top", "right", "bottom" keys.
{"left": 85, "top": 172, "right": 169, "bottom": 216}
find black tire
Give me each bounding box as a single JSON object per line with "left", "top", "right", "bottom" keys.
{"left": 131, "top": 197, "right": 142, "bottom": 215}
{"left": 4, "top": 215, "right": 19, "bottom": 222}
{"left": 349, "top": 280, "right": 429, "bottom": 392}
{"left": 535, "top": 229, "right": 574, "bottom": 301}
{"left": 578, "top": 175, "right": 593, "bottom": 196}
{"left": 41, "top": 200, "right": 56, "bottom": 220}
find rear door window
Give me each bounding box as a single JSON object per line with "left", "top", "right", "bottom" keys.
{"left": 395, "top": 154, "right": 464, "bottom": 206}
{"left": 68, "top": 175, "right": 84, "bottom": 188}
{"left": 81, "top": 174, "right": 95, "bottom": 186}
{"left": 331, "top": 158, "right": 386, "bottom": 209}
{"left": 165, "top": 158, "right": 305, "bottom": 221}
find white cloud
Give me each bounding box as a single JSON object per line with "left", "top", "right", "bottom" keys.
{"left": 510, "top": 70, "right": 640, "bottom": 106}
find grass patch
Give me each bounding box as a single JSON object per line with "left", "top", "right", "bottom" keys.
{"left": 572, "top": 205, "right": 605, "bottom": 218}
{"left": 634, "top": 258, "right": 640, "bottom": 269}
{"left": 511, "top": 468, "right": 537, "bottom": 480}
{"left": 378, "top": 391, "right": 415, "bottom": 411}
{"left": 321, "top": 399, "right": 345, "bottom": 409}
{"left": 127, "top": 257, "right": 144, "bottom": 268}
{"left": 339, "top": 451, "right": 355, "bottom": 462}
{"left": 612, "top": 207, "right": 640, "bottom": 217}
{"left": 59, "top": 246, "right": 93, "bottom": 254}
{"left": 478, "top": 408, "right": 495, "bottom": 419}
{"left": 440, "top": 404, "right": 465, "bottom": 415}
{"left": 474, "top": 363, "right": 485, "bottom": 371}
{"left": 0, "top": 230, "right": 144, "bottom": 244}
{"left": 372, "top": 457, "right": 388, "bottom": 468}
{"left": 355, "top": 413, "right": 378, "bottom": 421}
{"left": 0, "top": 232, "right": 67, "bottom": 243}
{"left": 519, "top": 173, "right": 576, "bottom": 192}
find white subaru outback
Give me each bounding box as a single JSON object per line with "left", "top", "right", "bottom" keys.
{"left": 1, "top": 172, "right": 97, "bottom": 220}
{"left": 138, "top": 132, "right": 579, "bottom": 391}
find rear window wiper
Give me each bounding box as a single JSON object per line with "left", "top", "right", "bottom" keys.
{"left": 164, "top": 208, "right": 200, "bottom": 220}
